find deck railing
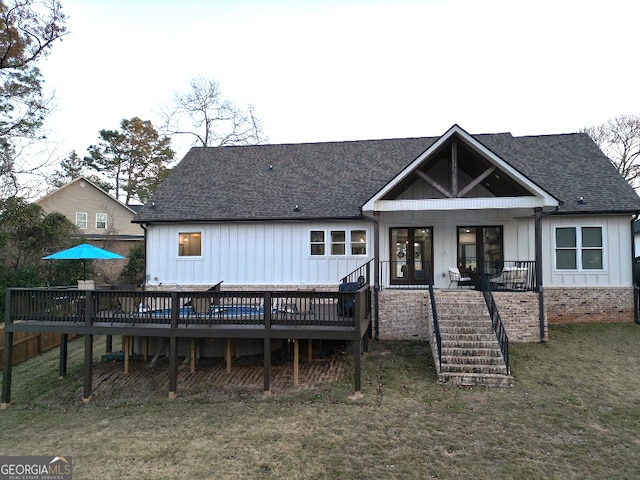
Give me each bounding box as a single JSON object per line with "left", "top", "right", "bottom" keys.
{"left": 379, "top": 260, "right": 433, "bottom": 290}
{"left": 5, "top": 286, "right": 371, "bottom": 331}
{"left": 478, "top": 274, "right": 510, "bottom": 374}
{"left": 477, "top": 260, "right": 537, "bottom": 291}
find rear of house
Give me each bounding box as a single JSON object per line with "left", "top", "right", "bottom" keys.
{"left": 134, "top": 125, "right": 640, "bottom": 343}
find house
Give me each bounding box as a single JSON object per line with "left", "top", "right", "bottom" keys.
{"left": 133, "top": 125, "right": 640, "bottom": 343}
{"left": 36, "top": 176, "right": 144, "bottom": 282}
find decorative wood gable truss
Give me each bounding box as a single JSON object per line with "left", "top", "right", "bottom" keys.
{"left": 362, "top": 125, "right": 559, "bottom": 212}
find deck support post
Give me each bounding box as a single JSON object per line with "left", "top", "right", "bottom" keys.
{"left": 353, "top": 338, "right": 362, "bottom": 393}
{"left": 82, "top": 292, "right": 94, "bottom": 403}
{"left": 122, "top": 336, "right": 128, "bottom": 374}
{"left": 168, "top": 335, "right": 177, "bottom": 400}
{"left": 190, "top": 338, "right": 196, "bottom": 373}
{"left": 58, "top": 334, "right": 68, "bottom": 378}
{"left": 293, "top": 339, "right": 299, "bottom": 387}
{"left": 168, "top": 292, "right": 178, "bottom": 400}
{"left": 308, "top": 339, "right": 313, "bottom": 362}
{"left": 82, "top": 334, "right": 93, "bottom": 403}
{"left": 225, "top": 338, "right": 232, "bottom": 373}
{"left": 263, "top": 292, "right": 272, "bottom": 396}
{"left": 1, "top": 329, "right": 14, "bottom": 408}
{"left": 106, "top": 335, "right": 113, "bottom": 353}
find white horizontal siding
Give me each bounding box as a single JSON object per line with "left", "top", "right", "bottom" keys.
{"left": 145, "top": 221, "right": 373, "bottom": 287}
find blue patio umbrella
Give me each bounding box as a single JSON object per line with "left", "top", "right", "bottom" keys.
{"left": 43, "top": 243, "right": 125, "bottom": 280}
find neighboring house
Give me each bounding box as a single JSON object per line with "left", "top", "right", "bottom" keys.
{"left": 133, "top": 125, "right": 640, "bottom": 342}
{"left": 37, "top": 176, "right": 143, "bottom": 282}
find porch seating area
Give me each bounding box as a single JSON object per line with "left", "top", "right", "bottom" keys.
{"left": 380, "top": 260, "right": 537, "bottom": 291}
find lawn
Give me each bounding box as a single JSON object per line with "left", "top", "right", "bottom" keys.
{"left": 1, "top": 324, "right": 640, "bottom": 479}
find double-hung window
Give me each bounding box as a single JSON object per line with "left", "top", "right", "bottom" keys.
{"left": 310, "top": 231, "right": 325, "bottom": 255}
{"left": 96, "top": 213, "right": 107, "bottom": 230}
{"left": 76, "top": 212, "right": 87, "bottom": 230}
{"left": 555, "top": 226, "right": 603, "bottom": 270}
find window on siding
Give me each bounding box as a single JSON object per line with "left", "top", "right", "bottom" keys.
{"left": 555, "top": 226, "right": 603, "bottom": 270}
{"left": 351, "top": 230, "right": 367, "bottom": 255}
{"left": 179, "top": 232, "right": 202, "bottom": 256}
{"left": 331, "top": 230, "right": 346, "bottom": 255}
{"left": 310, "top": 230, "right": 325, "bottom": 255}
{"left": 76, "top": 212, "right": 87, "bottom": 230}
{"left": 96, "top": 213, "right": 107, "bottom": 230}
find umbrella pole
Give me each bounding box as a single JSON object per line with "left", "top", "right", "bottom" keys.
{"left": 83, "top": 259, "right": 86, "bottom": 281}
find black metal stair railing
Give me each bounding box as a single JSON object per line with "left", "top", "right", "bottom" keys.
{"left": 479, "top": 274, "right": 510, "bottom": 374}
{"left": 428, "top": 283, "right": 442, "bottom": 373}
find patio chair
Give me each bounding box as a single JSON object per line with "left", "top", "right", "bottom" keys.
{"left": 448, "top": 267, "right": 472, "bottom": 288}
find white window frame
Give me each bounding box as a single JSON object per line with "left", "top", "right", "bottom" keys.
{"left": 310, "top": 230, "right": 326, "bottom": 256}
{"left": 178, "top": 231, "right": 203, "bottom": 258}
{"left": 96, "top": 213, "right": 107, "bottom": 230}
{"left": 330, "top": 230, "right": 346, "bottom": 255}
{"left": 554, "top": 225, "right": 605, "bottom": 271}
{"left": 309, "top": 228, "right": 368, "bottom": 257}
{"left": 76, "top": 212, "right": 87, "bottom": 230}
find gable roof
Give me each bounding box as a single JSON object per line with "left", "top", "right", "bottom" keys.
{"left": 37, "top": 176, "right": 138, "bottom": 215}
{"left": 133, "top": 128, "right": 640, "bottom": 223}
{"left": 363, "top": 124, "right": 559, "bottom": 212}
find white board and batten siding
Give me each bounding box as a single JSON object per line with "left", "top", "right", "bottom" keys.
{"left": 543, "top": 215, "right": 634, "bottom": 287}
{"left": 145, "top": 222, "right": 373, "bottom": 287}
{"left": 377, "top": 210, "right": 633, "bottom": 288}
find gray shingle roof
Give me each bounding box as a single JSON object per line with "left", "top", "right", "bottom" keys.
{"left": 134, "top": 131, "right": 640, "bottom": 223}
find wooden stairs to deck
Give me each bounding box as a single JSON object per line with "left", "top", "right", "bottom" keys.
{"left": 434, "top": 290, "right": 513, "bottom": 387}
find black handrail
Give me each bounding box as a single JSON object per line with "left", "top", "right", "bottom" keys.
{"left": 340, "top": 258, "right": 374, "bottom": 285}
{"left": 479, "top": 274, "right": 510, "bottom": 374}
{"left": 428, "top": 283, "right": 442, "bottom": 372}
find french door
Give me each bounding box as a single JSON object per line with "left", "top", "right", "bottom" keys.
{"left": 457, "top": 226, "right": 503, "bottom": 275}
{"left": 390, "top": 227, "right": 433, "bottom": 285}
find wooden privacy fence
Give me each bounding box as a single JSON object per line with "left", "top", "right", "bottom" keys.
{"left": 0, "top": 324, "right": 76, "bottom": 368}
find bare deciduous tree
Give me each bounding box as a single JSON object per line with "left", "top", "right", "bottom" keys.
{"left": 161, "top": 77, "right": 267, "bottom": 148}
{"left": 582, "top": 114, "right": 640, "bottom": 189}
{"left": 0, "top": 0, "right": 67, "bottom": 199}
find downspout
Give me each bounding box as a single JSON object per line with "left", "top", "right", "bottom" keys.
{"left": 140, "top": 224, "right": 148, "bottom": 291}
{"left": 534, "top": 206, "right": 559, "bottom": 343}
{"left": 630, "top": 215, "right": 640, "bottom": 324}
{"left": 361, "top": 211, "right": 380, "bottom": 340}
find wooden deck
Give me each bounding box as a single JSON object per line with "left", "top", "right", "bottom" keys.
{"left": 2, "top": 287, "right": 371, "bottom": 407}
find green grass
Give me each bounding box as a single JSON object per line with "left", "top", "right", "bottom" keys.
{"left": 2, "top": 324, "right": 640, "bottom": 479}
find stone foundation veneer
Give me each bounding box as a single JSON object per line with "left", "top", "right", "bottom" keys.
{"left": 378, "top": 290, "right": 544, "bottom": 343}
{"left": 377, "top": 290, "right": 431, "bottom": 340}
{"left": 544, "top": 287, "right": 635, "bottom": 324}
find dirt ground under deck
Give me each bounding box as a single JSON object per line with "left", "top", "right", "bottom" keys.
{"left": 83, "top": 341, "right": 348, "bottom": 402}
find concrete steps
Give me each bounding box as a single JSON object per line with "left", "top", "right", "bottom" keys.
{"left": 432, "top": 290, "right": 512, "bottom": 387}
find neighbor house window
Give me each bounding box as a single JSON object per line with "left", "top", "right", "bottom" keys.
{"left": 179, "top": 232, "right": 202, "bottom": 257}
{"left": 331, "top": 230, "right": 346, "bottom": 255}
{"left": 310, "top": 230, "right": 325, "bottom": 255}
{"left": 76, "top": 212, "right": 87, "bottom": 230}
{"left": 555, "top": 226, "right": 603, "bottom": 270}
{"left": 96, "top": 213, "right": 107, "bottom": 230}
{"left": 351, "top": 230, "right": 367, "bottom": 255}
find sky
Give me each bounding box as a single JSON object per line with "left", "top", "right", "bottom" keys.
{"left": 36, "top": 0, "right": 640, "bottom": 165}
